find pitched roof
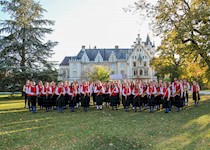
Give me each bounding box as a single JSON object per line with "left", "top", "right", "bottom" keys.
{"left": 59, "top": 56, "right": 77, "bottom": 66}
{"left": 60, "top": 48, "right": 130, "bottom": 66}
{"left": 77, "top": 48, "right": 130, "bottom": 61}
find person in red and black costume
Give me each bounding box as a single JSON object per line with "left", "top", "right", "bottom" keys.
{"left": 183, "top": 79, "right": 190, "bottom": 106}
{"left": 122, "top": 84, "right": 131, "bottom": 111}
{"left": 173, "top": 81, "right": 183, "bottom": 112}
{"left": 168, "top": 82, "right": 173, "bottom": 112}
{"left": 103, "top": 82, "right": 110, "bottom": 108}
{"left": 36, "top": 81, "right": 44, "bottom": 110}
{"left": 155, "top": 81, "right": 163, "bottom": 110}
{"left": 55, "top": 82, "right": 66, "bottom": 113}
{"left": 142, "top": 82, "right": 148, "bottom": 110}
{"left": 161, "top": 82, "right": 171, "bottom": 113}
{"left": 63, "top": 81, "right": 70, "bottom": 109}
{"left": 22, "top": 80, "right": 30, "bottom": 108}
{"left": 191, "top": 81, "right": 200, "bottom": 106}
{"left": 129, "top": 81, "right": 135, "bottom": 108}
{"left": 42, "top": 82, "right": 52, "bottom": 112}
{"left": 50, "top": 81, "right": 57, "bottom": 110}
{"left": 67, "top": 83, "right": 77, "bottom": 112}
{"left": 81, "top": 81, "right": 91, "bottom": 111}
{"left": 147, "top": 82, "right": 157, "bottom": 113}
{"left": 94, "top": 81, "right": 105, "bottom": 110}
{"left": 109, "top": 82, "right": 119, "bottom": 110}
{"left": 132, "top": 83, "right": 143, "bottom": 112}
{"left": 26, "top": 81, "right": 38, "bottom": 113}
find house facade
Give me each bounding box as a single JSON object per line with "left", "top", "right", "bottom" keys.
{"left": 59, "top": 34, "right": 157, "bottom": 82}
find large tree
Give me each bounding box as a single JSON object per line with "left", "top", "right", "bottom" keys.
{"left": 0, "top": 0, "right": 58, "bottom": 91}
{"left": 84, "top": 65, "right": 110, "bottom": 82}
{"left": 126, "top": 0, "right": 210, "bottom": 69}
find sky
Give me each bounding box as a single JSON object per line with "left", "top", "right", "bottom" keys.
{"left": 0, "top": 0, "right": 161, "bottom": 63}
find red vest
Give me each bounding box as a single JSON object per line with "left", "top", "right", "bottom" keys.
{"left": 43, "top": 87, "right": 50, "bottom": 95}
{"left": 134, "top": 88, "right": 140, "bottom": 96}
{"left": 192, "top": 85, "right": 197, "bottom": 92}
{"left": 124, "top": 88, "right": 130, "bottom": 95}
{"left": 58, "top": 87, "right": 63, "bottom": 94}
{"left": 175, "top": 85, "right": 181, "bottom": 94}
{"left": 148, "top": 86, "right": 155, "bottom": 94}
{"left": 97, "top": 86, "right": 103, "bottom": 95}
{"left": 163, "top": 87, "right": 168, "bottom": 98}
{"left": 110, "top": 87, "right": 117, "bottom": 96}
{"left": 51, "top": 86, "right": 56, "bottom": 94}
{"left": 83, "top": 85, "right": 89, "bottom": 94}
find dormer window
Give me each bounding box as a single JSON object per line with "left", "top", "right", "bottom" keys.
{"left": 133, "top": 62, "right": 136, "bottom": 67}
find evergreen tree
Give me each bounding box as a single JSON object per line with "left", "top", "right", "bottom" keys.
{"left": 0, "top": 0, "right": 58, "bottom": 91}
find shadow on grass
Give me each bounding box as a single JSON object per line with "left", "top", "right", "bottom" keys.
{"left": 0, "top": 124, "right": 53, "bottom": 136}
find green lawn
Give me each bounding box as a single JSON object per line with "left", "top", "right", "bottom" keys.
{"left": 0, "top": 95, "right": 210, "bottom": 150}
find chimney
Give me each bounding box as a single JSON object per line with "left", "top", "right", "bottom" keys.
{"left": 94, "top": 46, "right": 97, "bottom": 49}
{"left": 115, "top": 45, "right": 119, "bottom": 49}
{"left": 82, "top": 45, "right": 85, "bottom": 50}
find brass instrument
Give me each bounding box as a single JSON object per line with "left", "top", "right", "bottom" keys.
{"left": 172, "top": 88, "right": 181, "bottom": 97}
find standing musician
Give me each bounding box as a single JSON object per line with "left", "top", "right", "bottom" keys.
{"left": 91, "top": 82, "right": 96, "bottom": 105}
{"left": 129, "top": 81, "right": 135, "bottom": 109}
{"left": 36, "top": 81, "right": 44, "bottom": 110}
{"left": 168, "top": 82, "right": 173, "bottom": 112}
{"left": 183, "top": 79, "right": 190, "bottom": 106}
{"left": 63, "top": 81, "right": 69, "bottom": 109}
{"left": 67, "top": 83, "right": 77, "bottom": 112}
{"left": 104, "top": 82, "right": 110, "bottom": 108}
{"left": 122, "top": 84, "right": 131, "bottom": 111}
{"left": 142, "top": 82, "right": 148, "bottom": 110}
{"left": 55, "top": 82, "right": 66, "bottom": 113}
{"left": 109, "top": 82, "right": 119, "bottom": 110}
{"left": 50, "top": 81, "right": 57, "bottom": 110}
{"left": 94, "top": 81, "right": 105, "bottom": 110}
{"left": 22, "top": 80, "right": 30, "bottom": 108}
{"left": 26, "top": 81, "right": 38, "bottom": 113}
{"left": 42, "top": 82, "right": 52, "bottom": 112}
{"left": 161, "top": 82, "right": 171, "bottom": 113}
{"left": 132, "top": 84, "right": 143, "bottom": 112}
{"left": 81, "top": 81, "right": 91, "bottom": 111}
{"left": 75, "top": 81, "right": 81, "bottom": 108}
{"left": 191, "top": 81, "right": 200, "bottom": 106}
{"left": 116, "top": 81, "right": 121, "bottom": 108}
{"left": 155, "top": 82, "right": 163, "bottom": 111}
{"left": 147, "top": 82, "right": 157, "bottom": 113}
{"left": 173, "top": 81, "right": 183, "bottom": 112}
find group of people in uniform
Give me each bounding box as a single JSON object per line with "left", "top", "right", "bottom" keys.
{"left": 23, "top": 78, "right": 200, "bottom": 113}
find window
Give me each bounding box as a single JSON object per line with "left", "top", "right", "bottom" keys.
{"left": 140, "top": 70, "right": 143, "bottom": 75}
{"left": 135, "top": 56, "right": 136, "bottom": 59}
{"left": 121, "top": 70, "right": 125, "bottom": 74}
{"left": 137, "top": 49, "right": 139, "bottom": 52}
{"left": 139, "top": 61, "right": 142, "bottom": 65}
{"left": 133, "top": 70, "right": 137, "bottom": 76}
{"left": 73, "top": 71, "right": 77, "bottom": 77}
{"left": 144, "top": 61, "right": 147, "bottom": 67}
{"left": 132, "top": 56, "right": 134, "bottom": 59}
{"left": 144, "top": 70, "right": 148, "bottom": 76}
{"left": 133, "top": 62, "right": 136, "bottom": 67}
